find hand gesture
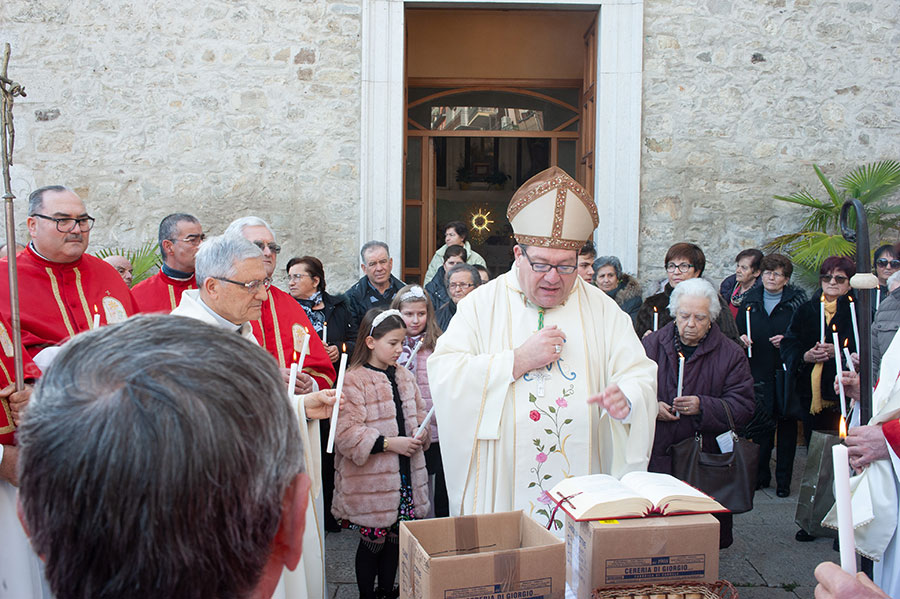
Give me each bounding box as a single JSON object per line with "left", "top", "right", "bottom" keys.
{"left": 302, "top": 389, "right": 337, "bottom": 420}
{"left": 845, "top": 424, "right": 890, "bottom": 473}
{"left": 325, "top": 344, "right": 340, "bottom": 362}
{"left": 588, "top": 384, "right": 631, "bottom": 420}
{"left": 835, "top": 371, "right": 859, "bottom": 401}
{"left": 673, "top": 395, "right": 700, "bottom": 416}
{"left": 740, "top": 334, "right": 752, "bottom": 349}
{"left": 387, "top": 436, "right": 423, "bottom": 457}
{"left": 804, "top": 343, "right": 829, "bottom": 363}
{"left": 281, "top": 368, "right": 315, "bottom": 395}
{"left": 512, "top": 325, "right": 566, "bottom": 379}
{"left": 814, "top": 561, "right": 889, "bottom": 599}
{"left": 768, "top": 334, "right": 784, "bottom": 348}
{"left": 656, "top": 401, "right": 680, "bottom": 422}
{"left": 0, "top": 384, "right": 32, "bottom": 427}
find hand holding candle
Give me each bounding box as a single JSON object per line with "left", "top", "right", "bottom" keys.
{"left": 832, "top": 419, "right": 857, "bottom": 574}
{"left": 676, "top": 352, "right": 685, "bottom": 399}
{"left": 414, "top": 405, "right": 435, "bottom": 439}
{"left": 326, "top": 344, "right": 348, "bottom": 454}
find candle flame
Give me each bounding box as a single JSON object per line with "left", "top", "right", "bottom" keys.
{"left": 821, "top": 295, "right": 825, "bottom": 303}
{"left": 342, "top": 342, "right": 346, "bottom": 353}
{"left": 93, "top": 304, "right": 98, "bottom": 313}
{"left": 843, "top": 338, "right": 849, "bottom": 348}
{"left": 292, "top": 351, "right": 297, "bottom": 362}
{"left": 832, "top": 323, "right": 838, "bottom": 332}
{"left": 746, "top": 306, "right": 751, "bottom": 312}
{"left": 678, "top": 352, "right": 684, "bottom": 359}
{"left": 848, "top": 295, "right": 854, "bottom": 303}
{"left": 653, "top": 306, "right": 658, "bottom": 313}
{"left": 839, "top": 415, "right": 847, "bottom": 439}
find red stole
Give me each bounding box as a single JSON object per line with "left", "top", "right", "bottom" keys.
{"left": 884, "top": 419, "right": 900, "bottom": 458}
{"left": 132, "top": 271, "right": 196, "bottom": 313}
{"left": 252, "top": 287, "right": 336, "bottom": 389}
{"left": 0, "top": 246, "right": 137, "bottom": 358}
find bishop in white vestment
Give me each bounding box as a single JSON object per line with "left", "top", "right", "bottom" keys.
{"left": 428, "top": 167, "right": 657, "bottom": 531}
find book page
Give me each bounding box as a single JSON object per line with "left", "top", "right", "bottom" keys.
{"left": 621, "top": 471, "right": 724, "bottom": 514}
{"left": 549, "top": 474, "right": 650, "bottom": 519}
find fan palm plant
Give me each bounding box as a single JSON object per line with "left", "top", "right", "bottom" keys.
{"left": 94, "top": 240, "right": 161, "bottom": 286}
{"left": 765, "top": 161, "right": 900, "bottom": 274}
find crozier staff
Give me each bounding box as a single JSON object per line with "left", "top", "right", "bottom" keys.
{"left": 427, "top": 167, "right": 657, "bottom": 531}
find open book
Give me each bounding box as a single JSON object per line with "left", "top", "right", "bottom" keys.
{"left": 548, "top": 472, "right": 727, "bottom": 520}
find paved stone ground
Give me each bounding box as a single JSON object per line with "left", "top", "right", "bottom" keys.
{"left": 324, "top": 446, "right": 840, "bottom": 598}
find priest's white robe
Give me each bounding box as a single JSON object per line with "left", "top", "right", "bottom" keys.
{"left": 427, "top": 267, "right": 657, "bottom": 529}
{"left": 0, "top": 480, "right": 52, "bottom": 599}
{"left": 171, "top": 293, "right": 326, "bottom": 598}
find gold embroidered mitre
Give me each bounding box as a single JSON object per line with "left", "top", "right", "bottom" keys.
{"left": 506, "top": 167, "right": 599, "bottom": 251}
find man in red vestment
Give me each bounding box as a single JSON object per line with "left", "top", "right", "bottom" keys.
{"left": 0, "top": 186, "right": 137, "bottom": 360}
{"left": 132, "top": 213, "right": 204, "bottom": 312}
{"left": 226, "top": 217, "right": 336, "bottom": 391}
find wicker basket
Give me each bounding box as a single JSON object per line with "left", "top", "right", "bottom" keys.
{"left": 591, "top": 580, "right": 738, "bottom": 599}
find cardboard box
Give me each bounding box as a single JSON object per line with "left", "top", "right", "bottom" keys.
{"left": 400, "top": 511, "right": 566, "bottom": 599}
{"left": 565, "top": 514, "right": 719, "bottom": 598}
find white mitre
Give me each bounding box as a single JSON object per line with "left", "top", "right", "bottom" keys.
{"left": 506, "top": 166, "right": 599, "bottom": 250}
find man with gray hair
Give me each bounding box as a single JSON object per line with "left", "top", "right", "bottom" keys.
{"left": 344, "top": 240, "right": 406, "bottom": 327}
{"left": 132, "top": 213, "right": 204, "bottom": 312}
{"left": 17, "top": 315, "right": 311, "bottom": 599}
{"left": 0, "top": 185, "right": 137, "bottom": 359}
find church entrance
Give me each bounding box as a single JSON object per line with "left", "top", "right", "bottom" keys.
{"left": 402, "top": 8, "right": 598, "bottom": 283}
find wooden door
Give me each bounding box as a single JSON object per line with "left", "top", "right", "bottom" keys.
{"left": 580, "top": 16, "right": 597, "bottom": 194}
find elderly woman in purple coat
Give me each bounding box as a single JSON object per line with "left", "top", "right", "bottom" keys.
{"left": 641, "top": 277, "right": 755, "bottom": 548}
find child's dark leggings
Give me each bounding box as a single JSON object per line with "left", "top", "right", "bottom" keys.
{"left": 355, "top": 531, "right": 399, "bottom": 598}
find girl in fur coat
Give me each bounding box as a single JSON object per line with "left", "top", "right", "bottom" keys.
{"left": 332, "top": 308, "right": 431, "bottom": 599}
{"left": 391, "top": 284, "right": 448, "bottom": 517}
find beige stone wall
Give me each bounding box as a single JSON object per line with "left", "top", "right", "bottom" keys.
{"left": 2, "top": 0, "right": 363, "bottom": 289}
{"left": 640, "top": 0, "right": 900, "bottom": 289}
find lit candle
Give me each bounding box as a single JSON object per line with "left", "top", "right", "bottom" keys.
{"left": 297, "top": 331, "right": 310, "bottom": 373}
{"left": 676, "top": 352, "right": 685, "bottom": 398}
{"left": 287, "top": 351, "right": 299, "bottom": 397}
{"left": 92, "top": 305, "right": 101, "bottom": 330}
{"left": 848, "top": 295, "right": 860, "bottom": 354}
{"left": 832, "top": 325, "right": 846, "bottom": 420}
{"left": 875, "top": 288, "right": 881, "bottom": 312}
{"left": 326, "top": 344, "right": 348, "bottom": 454}
{"left": 322, "top": 321, "right": 328, "bottom": 345}
{"left": 842, "top": 339, "right": 855, "bottom": 374}
{"left": 745, "top": 306, "right": 752, "bottom": 358}
{"left": 653, "top": 306, "right": 659, "bottom": 332}
{"left": 820, "top": 295, "right": 826, "bottom": 344}
{"left": 405, "top": 339, "right": 423, "bottom": 370}
{"left": 414, "top": 405, "right": 435, "bottom": 439}
{"left": 832, "top": 422, "right": 857, "bottom": 574}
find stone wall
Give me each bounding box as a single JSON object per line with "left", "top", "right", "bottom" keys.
{"left": 640, "top": 0, "right": 900, "bottom": 290}
{"left": 2, "top": 0, "right": 362, "bottom": 289}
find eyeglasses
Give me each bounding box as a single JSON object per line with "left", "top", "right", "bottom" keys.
{"left": 214, "top": 276, "right": 272, "bottom": 293}
{"left": 519, "top": 246, "right": 577, "bottom": 275}
{"left": 253, "top": 241, "right": 281, "bottom": 254}
{"left": 175, "top": 233, "right": 206, "bottom": 246}
{"left": 666, "top": 262, "right": 694, "bottom": 273}
{"left": 820, "top": 274, "right": 849, "bottom": 284}
{"left": 288, "top": 273, "right": 312, "bottom": 282}
{"left": 32, "top": 213, "right": 95, "bottom": 232}
{"left": 876, "top": 258, "right": 900, "bottom": 269}
{"left": 762, "top": 270, "right": 786, "bottom": 279}
{"left": 448, "top": 282, "right": 475, "bottom": 290}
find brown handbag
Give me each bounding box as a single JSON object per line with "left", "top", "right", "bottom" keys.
{"left": 669, "top": 397, "right": 760, "bottom": 514}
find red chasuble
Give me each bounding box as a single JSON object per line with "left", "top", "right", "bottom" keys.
{"left": 0, "top": 316, "right": 42, "bottom": 445}
{"left": 884, "top": 419, "right": 900, "bottom": 458}
{"left": 0, "top": 246, "right": 138, "bottom": 358}
{"left": 252, "top": 287, "right": 336, "bottom": 389}
{"left": 132, "top": 271, "right": 196, "bottom": 313}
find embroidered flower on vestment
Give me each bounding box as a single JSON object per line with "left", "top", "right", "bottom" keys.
{"left": 529, "top": 409, "right": 541, "bottom": 421}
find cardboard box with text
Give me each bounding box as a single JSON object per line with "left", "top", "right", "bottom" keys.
{"left": 400, "top": 511, "right": 566, "bottom": 599}
{"left": 565, "top": 513, "right": 719, "bottom": 598}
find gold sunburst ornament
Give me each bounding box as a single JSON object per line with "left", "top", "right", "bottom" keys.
{"left": 471, "top": 208, "right": 494, "bottom": 235}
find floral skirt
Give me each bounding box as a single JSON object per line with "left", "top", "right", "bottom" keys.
{"left": 340, "top": 474, "right": 416, "bottom": 541}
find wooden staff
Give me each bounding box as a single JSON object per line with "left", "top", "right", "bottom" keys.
{"left": 0, "top": 43, "right": 26, "bottom": 391}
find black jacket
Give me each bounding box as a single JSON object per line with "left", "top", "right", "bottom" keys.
{"left": 736, "top": 284, "right": 807, "bottom": 425}
{"left": 343, "top": 274, "right": 406, "bottom": 327}
{"left": 435, "top": 300, "right": 456, "bottom": 333}
{"left": 425, "top": 267, "right": 449, "bottom": 308}
{"left": 780, "top": 290, "right": 858, "bottom": 417}
{"left": 605, "top": 273, "right": 642, "bottom": 323}
{"left": 319, "top": 291, "right": 357, "bottom": 363}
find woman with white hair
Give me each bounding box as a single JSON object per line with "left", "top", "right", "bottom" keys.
{"left": 641, "top": 277, "right": 755, "bottom": 548}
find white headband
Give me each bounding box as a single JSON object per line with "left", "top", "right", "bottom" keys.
{"left": 399, "top": 286, "right": 426, "bottom": 303}
{"left": 370, "top": 309, "right": 403, "bottom": 335}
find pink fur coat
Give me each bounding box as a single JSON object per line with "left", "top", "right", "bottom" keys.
{"left": 332, "top": 365, "right": 431, "bottom": 528}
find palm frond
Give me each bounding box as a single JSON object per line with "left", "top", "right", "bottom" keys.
{"left": 789, "top": 232, "right": 855, "bottom": 270}
{"left": 839, "top": 160, "right": 900, "bottom": 203}
{"left": 94, "top": 241, "right": 161, "bottom": 286}
{"left": 813, "top": 164, "right": 844, "bottom": 207}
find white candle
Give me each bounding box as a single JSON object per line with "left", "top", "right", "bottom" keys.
{"left": 832, "top": 441, "right": 857, "bottom": 574}
{"left": 848, "top": 296, "right": 860, "bottom": 354}
{"left": 414, "top": 405, "right": 435, "bottom": 439}
{"left": 833, "top": 328, "right": 847, "bottom": 420}
{"left": 820, "top": 296, "right": 826, "bottom": 344}
{"left": 326, "top": 351, "right": 348, "bottom": 454}
{"left": 92, "top": 305, "right": 101, "bottom": 330}
{"left": 322, "top": 321, "right": 327, "bottom": 345}
{"left": 843, "top": 342, "right": 856, "bottom": 374}
{"left": 745, "top": 307, "right": 752, "bottom": 358}
{"left": 405, "top": 339, "right": 423, "bottom": 370}
{"left": 876, "top": 288, "right": 881, "bottom": 312}
{"left": 676, "top": 353, "right": 685, "bottom": 398}
{"left": 287, "top": 361, "right": 298, "bottom": 398}
{"left": 653, "top": 307, "right": 659, "bottom": 332}
{"left": 297, "top": 333, "right": 310, "bottom": 371}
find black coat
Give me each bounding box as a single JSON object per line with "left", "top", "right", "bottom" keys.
{"left": 780, "top": 290, "right": 858, "bottom": 417}
{"left": 735, "top": 284, "right": 807, "bottom": 427}
{"left": 425, "top": 267, "right": 449, "bottom": 308}
{"left": 319, "top": 291, "right": 357, "bottom": 364}
{"left": 343, "top": 274, "right": 406, "bottom": 327}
